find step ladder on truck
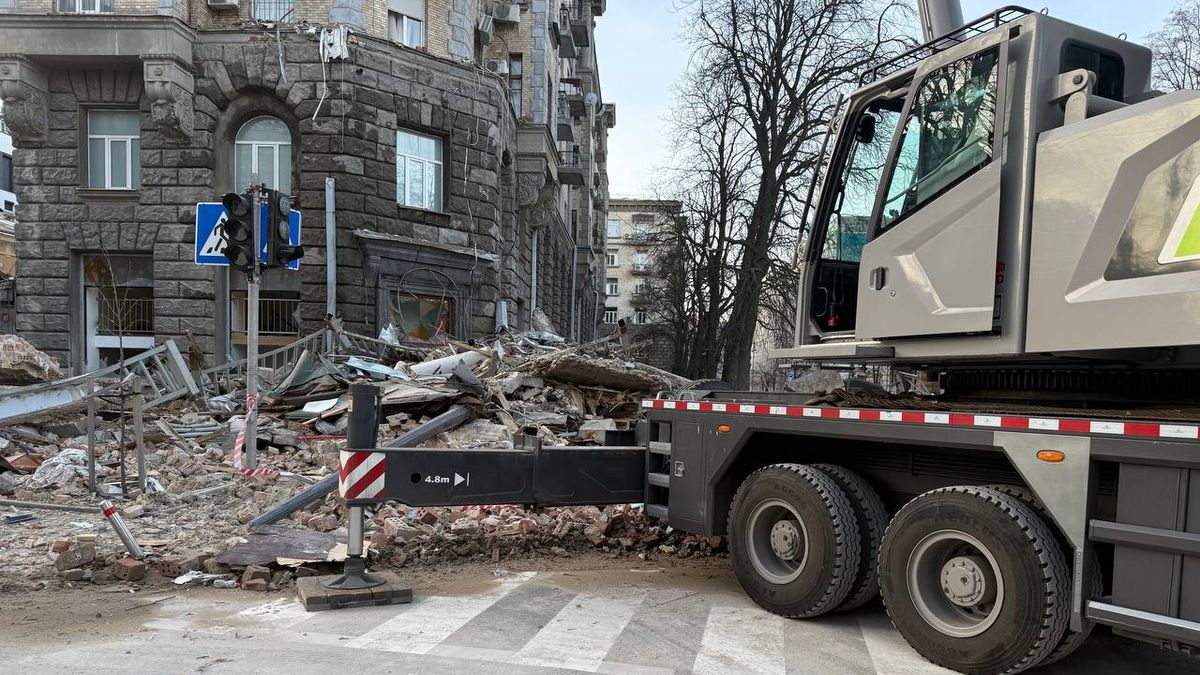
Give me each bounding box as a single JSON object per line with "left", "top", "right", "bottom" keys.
{"left": 335, "top": 3, "right": 1200, "bottom": 673}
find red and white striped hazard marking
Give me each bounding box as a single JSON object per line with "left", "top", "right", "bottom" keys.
{"left": 232, "top": 392, "right": 276, "bottom": 479}
{"left": 339, "top": 450, "right": 387, "bottom": 500}
{"left": 642, "top": 399, "right": 1200, "bottom": 442}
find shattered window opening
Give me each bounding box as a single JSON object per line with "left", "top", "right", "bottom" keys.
{"left": 389, "top": 292, "right": 455, "bottom": 342}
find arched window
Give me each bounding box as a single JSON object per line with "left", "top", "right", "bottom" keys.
{"left": 234, "top": 116, "right": 291, "bottom": 194}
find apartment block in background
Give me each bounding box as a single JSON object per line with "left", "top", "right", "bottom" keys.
{"left": 603, "top": 197, "right": 680, "bottom": 370}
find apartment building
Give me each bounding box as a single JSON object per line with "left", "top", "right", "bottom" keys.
{"left": 603, "top": 197, "right": 679, "bottom": 370}
{"left": 0, "top": 0, "right": 613, "bottom": 372}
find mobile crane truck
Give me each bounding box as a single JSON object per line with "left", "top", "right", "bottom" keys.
{"left": 339, "top": 2, "right": 1200, "bottom": 673}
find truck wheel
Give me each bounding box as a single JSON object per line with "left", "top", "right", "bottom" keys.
{"left": 727, "top": 463, "right": 861, "bottom": 618}
{"left": 813, "top": 463, "right": 889, "bottom": 611}
{"left": 879, "top": 486, "right": 1070, "bottom": 675}
{"left": 983, "top": 484, "right": 1103, "bottom": 668}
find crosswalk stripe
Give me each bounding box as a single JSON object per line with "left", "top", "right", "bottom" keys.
{"left": 511, "top": 592, "right": 646, "bottom": 672}
{"left": 345, "top": 572, "right": 533, "bottom": 654}
{"left": 858, "top": 613, "right": 956, "bottom": 674}
{"left": 692, "top": 606, "right": 786, "bottom": 675}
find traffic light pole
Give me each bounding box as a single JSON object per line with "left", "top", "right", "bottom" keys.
{"left": 245, "top": 181, "right": 262, "bottom": 470}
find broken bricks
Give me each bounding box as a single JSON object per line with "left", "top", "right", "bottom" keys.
{"left": 113, "top": 558, "right": 146, "bottom": 581}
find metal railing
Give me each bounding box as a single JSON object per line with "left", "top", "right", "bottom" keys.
{"left": 231, "top": 296, "right": 300, "bottom": 336}
{"left": 631, "top": 263, "right": 651, "bottom": 274}
{"left": 559, "top": 150, "right": 583, "bottom": 168}
{"left": 251, "top": 0, "right": 292, "bottom": 21}
{"left": 200, "top": 329, "right": 324, "bottom": 390}
{"left": 97, "top": 296, "right": 154, "bottom": 336}
{"left": 560, "top": 0, "right": 586, "bottom": 22}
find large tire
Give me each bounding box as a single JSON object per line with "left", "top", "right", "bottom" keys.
{"left": 813, "top": 463, "right": 889, "bottom": 611}
{"left": 879, "top": 486, "right": 1070, "bottom": 675}
{"left": 983, "top": 484, "right": 1103, "bottom": 668}
{"left": 727, "top": 463, "right": 861, "bottom": 618}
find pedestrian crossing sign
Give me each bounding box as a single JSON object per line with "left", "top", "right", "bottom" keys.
{"left": 194, "top": 201, "right": 302, "bottom": 269}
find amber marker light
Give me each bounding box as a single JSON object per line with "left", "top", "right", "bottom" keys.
{"left": 717, "top": 424, "right": 733, "bottom": 434}
{"left": 1036, "top": 450, "right": 1066, "bottom": 463}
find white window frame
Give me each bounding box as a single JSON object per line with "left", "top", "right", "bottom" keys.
{"left": 605, "top": 278, "right": 618, "bottom": 296}
{"left": 389, "top": 12, "right": 425, "bottom": 49}
{"left": 606, "top": 249, "right": 619, "bottom": 267}
{"left": 603, "top": 308, "right": 618, "bottom": 324}
{"left": 234, "top": 116, "right": 292, "bottom": 194}
{"left": 634, "top": 309, "right": 648, "bottom": 325}
{"left": 87, "top": 110, "right": 139, "bottom": 190}
{"left": 606, "top": 218, "right": 620, "bottom": 238}
{"left": 62, "top": 0, "right": 110, "bottom": 13}
{"left": 396, "top": 129, "right": 443, "bottom": 211}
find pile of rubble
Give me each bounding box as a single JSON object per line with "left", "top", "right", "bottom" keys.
{"left": 0, "top": 320, "right": 713, "bottom": 593}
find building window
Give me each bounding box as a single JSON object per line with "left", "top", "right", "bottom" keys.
{"left": 603, "top": 307, "right": 617, "bottom": 324}
{"left": 606, "top": 218, "right": 620, "bottom": 238}
{"left": 390, "top": 292, "right": 454, "bottom": 341}
{"left": 509, "top": 55, "right": 524, "bottom": 116}
{"left": 0, "top": 153, "right": 12, "bottom": 193}
{"left": 82, "top": 254, "right": 155, "bottom": 371}
{"left": 605, "top": 277, "right": 618, "bottom": 296}
{"left": 634, "top": 309, "right": 647, "bottom": 325}
{"left": 606, "top": 248, "right": 618, "bottom": 267}
{"left": 388, "top": 0, "right": 426, "bottom": 48}
{"left": 234, "top": 116, "right": 292, "bottom": 194}
{"left": 87, "top": 110, "right": 140, "bottom": 190}
{"left": 634, "top": 281, "right": 647, "bottom": 295}
{"left": 251, "top": 0, "right": 293, "bottom": 22}
{"left": 632, "top": 219, "right": 651, "bottom": 241}
{"left": 56, "top": 0, "right": 113, "bottom": 13}
{"left": 634, "top": 250, "right": 649, "bottom": 271}
{"left": 396, "top": 129, "right": 443, "bottom": 211}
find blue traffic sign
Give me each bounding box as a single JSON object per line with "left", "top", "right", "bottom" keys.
{"left": 194, "top": 202, "right": 302, "bottom": 270}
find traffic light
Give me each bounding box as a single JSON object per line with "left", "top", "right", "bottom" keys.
{"left": 265, "top": 189, "right": 303, "bottom": 269}
{"left": 220, "top": 191, "right": 256, "bottom": 273}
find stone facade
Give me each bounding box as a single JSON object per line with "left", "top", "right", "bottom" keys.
{"left": 0, "top": 0, "right": 613, "bottom": 372}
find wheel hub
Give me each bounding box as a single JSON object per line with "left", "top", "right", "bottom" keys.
{"left": 940, "top": 555, "right": 995, "bottom": 607}
{"left": 769, "top": 520, "right": 803, "bottom": 560}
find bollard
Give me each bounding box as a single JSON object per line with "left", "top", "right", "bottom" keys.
{"left": 324, "top": 384, "right": 384, "bottom": 591}
{"left": 100, "top": 500, "right": 145, "bottom": 559}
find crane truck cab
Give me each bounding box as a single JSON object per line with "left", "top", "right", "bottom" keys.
{"left": 777, "top": 6, "right": 1200, "bottom": 384}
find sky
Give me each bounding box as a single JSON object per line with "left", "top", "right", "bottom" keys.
{"left": 595, "top": 0, "right": 1180, "bottom": 199}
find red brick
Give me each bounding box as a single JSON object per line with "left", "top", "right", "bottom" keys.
{"left": 114, "top": 558, "right": 146, "bottom": 581}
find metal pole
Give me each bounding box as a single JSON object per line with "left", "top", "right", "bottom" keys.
{"left": 134, "top": 383, "right": 147, "bottom": 494}
{"left": 325, "top": 176, "right": 337, "bottom": 353}
{"left": 324, "top": 383, "right": 384, "bottom": 590}
{"left": 246, "top": 179, "right": 262, "bottom": 470}
{"left": 86, "top": 382, "right": 97, "bottom": 495}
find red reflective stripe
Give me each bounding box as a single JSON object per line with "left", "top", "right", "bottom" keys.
{"left": 859, "top": 409, "right": 881, "bottom": 421}
{"left": 1059, "top": 419, "right": 1091, "bottom": 433}
{"left": 901, "top": 411, "right": 924, "bottom": 423}
{"left": 345, "top": 459, "right": 386, "bottom": 499}
{"left": 950, "top": 413, "right": 975, "bottom": 426}
{"left": 1124, "top": 423, "right": 1161, "bottom": 437}
{"left": 339, "top": 451, "right": 369, "bottom": 483}
{"left": 102, "top": 507, "right": 118, "bottom": 517}
{"left": 786, "top": 407, "right": 806, "bottom": 416}
{"left": 698, "top": 402, "right": 713, "bottom": 412}
{"left": 821, "top": 408, "right": 840, "bottom": 418}
{"left": 1000, "top": 417, "right": 1029, "bottom": 429}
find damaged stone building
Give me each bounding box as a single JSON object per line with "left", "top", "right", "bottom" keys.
{"left": 0, "top": 0, "right": 614, "bottom": 373}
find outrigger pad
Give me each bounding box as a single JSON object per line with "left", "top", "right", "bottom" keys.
{"left": 296, "top": 572, "right": 413, "bottom": 612}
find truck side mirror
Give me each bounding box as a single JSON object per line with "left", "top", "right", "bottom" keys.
{"left": 856, "top": 114, "right": 877, "bottom": 144}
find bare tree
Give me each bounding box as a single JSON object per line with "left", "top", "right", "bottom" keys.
{"left": 677, "top": 0, "right": 912, "bottom": 388}
{"left": 1148, "top": 1, "right": 1200, "bottom": 91}
{"left": 650, "top": 64, "right": 753, "bottom": 379}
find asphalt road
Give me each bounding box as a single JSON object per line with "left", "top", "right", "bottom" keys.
{"left": 3, "top": 564, "right": 1197, "bottom": 674}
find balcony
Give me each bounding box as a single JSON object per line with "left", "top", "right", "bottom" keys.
{"left": 558, "top": 150, "right": 586, "bottom": 186}
{"left": 631, "top": 290, "right": 653, "bottom": 305}
{"left": 559, "top": 79, "right": 588, "bottom": 117}
{"left": 556, "top": 104, "right": 575, "bottom": 142}
{"left": 561, "top": 0, "right": 591, "bottom": 47}
{"left": 555, "top": 14, "right": 577, "bottom": 58}
{"left": 631, "top": 263, "right": 652, "bottom": 276}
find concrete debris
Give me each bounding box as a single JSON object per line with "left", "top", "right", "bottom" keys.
{"left": 0, "top": 326, "right": 699, "bottom": 595}
{"left": 0, "top": 335, "right": 63, "bottom": 385}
